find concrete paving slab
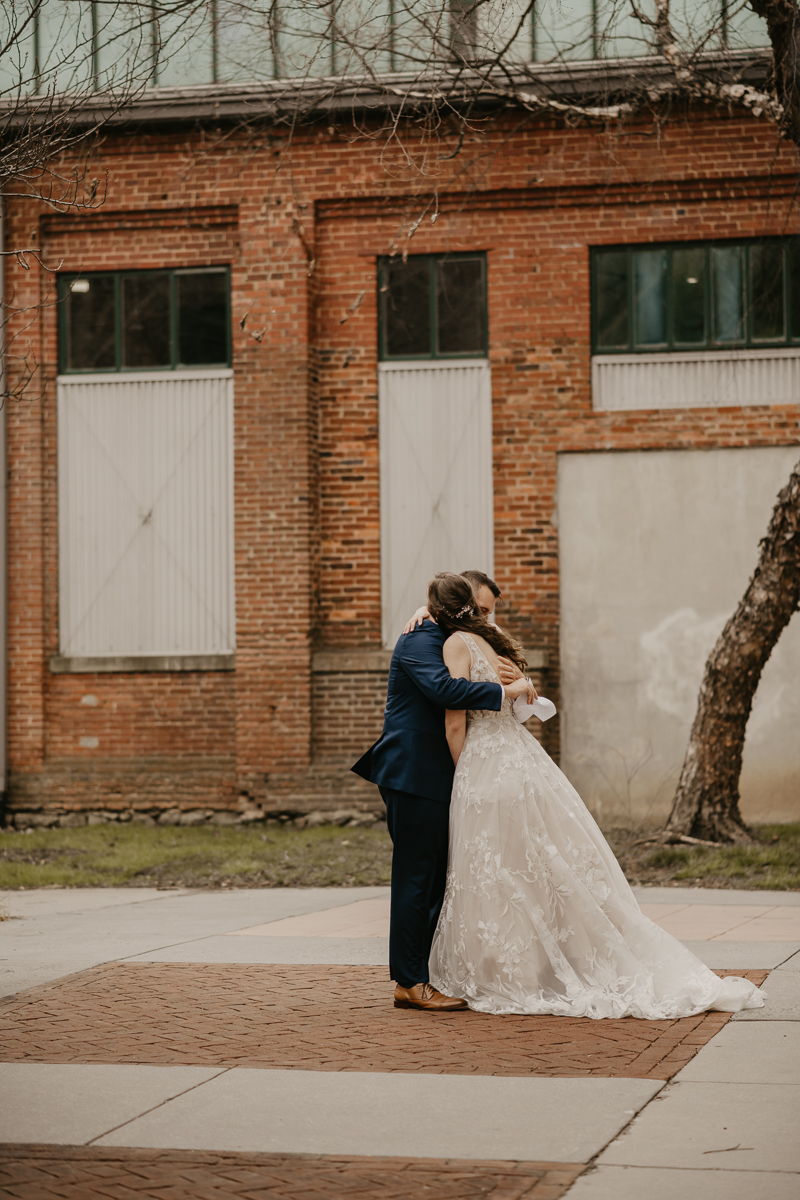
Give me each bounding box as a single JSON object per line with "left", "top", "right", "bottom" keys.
{"left": 0, "top": 887, "right": 389, "bottom": 994}
{"left": 229, "top": 895, "right": 390, "bottom": 938}
{"left": 95, "top": 1068, "right": 663, "bottom": 1162}
{"left": 733, "top": 968, "right": 800, "bottom": 1021}
{"left": 635, "top": 902, "right": 688, "bottom": 920}
{"left": 141, "top": 887, "right": 391, "bottom": 923}
{"left": 565, "top": 1165, "right": 800, "bottom": 1200}
{"left": 2, "top": 885, "right": 795, "bottom": 995}
{"left": 0, "top": 1063, "right": 225, "bottom": 1145}
{"left": 1, "top": 886, "right": 388, "bottom": 924}
{"left": 221, "top": 896, "right": 800, "bottom": 946}
{"left": 632, "top": 887, "right": 800, "bottom": 906}
{"left": 679, "top": 940, "right": 800, "bottom": 969}
{"left": 0, "top": 957, "right": 118, "bottom": 997}
{"left": 127, "top": 935, "right": 390, "bottom": 965}
{"left": 777, "top": 949, "right": 800, "bottom": 971}
{"left": 673, "top": 1022, "right": 800, "bottom": 1084}
{"left": 598, "top": 1081, "right": 800, "bottom": 1172}
{"left": 0, "top": 888, "right": 194, "bottom": 915}
{"left": 646, "top": 905, "right": 776, "bottom": 941}
{"left": 714, "top": 909, "right": 800, "bottom": 941}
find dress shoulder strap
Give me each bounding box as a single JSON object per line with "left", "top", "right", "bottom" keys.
{"left": 455, "top": 630, "right": 482, "bottom": 672}
{"left": 454, "top": 630, "right": 499, "bottom": 685}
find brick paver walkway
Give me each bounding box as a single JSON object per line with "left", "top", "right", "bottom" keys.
{"left": 0, "top": 963, "right": 768, "bottom": 1080}
{"left": 0, "top": 1145, "right": 585, "bottom": 1200}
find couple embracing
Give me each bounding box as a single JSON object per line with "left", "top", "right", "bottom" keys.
{"left": 353, "top": 570, "right": 764, "bottom": 1020}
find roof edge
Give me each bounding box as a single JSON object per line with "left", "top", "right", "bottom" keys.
{"left": 1, "top": 48, "right": 772, "bottom": 128}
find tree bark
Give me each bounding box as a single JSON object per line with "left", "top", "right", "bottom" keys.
{"left": 747, "top": 0, "right": 800, "bottom": 148}
{"left": 664, "top": 459, "right": 800, "bottom": 844}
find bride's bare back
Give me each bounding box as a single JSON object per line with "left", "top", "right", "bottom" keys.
{"left": 443, "top": 629, "right": 501, "bottom": 684}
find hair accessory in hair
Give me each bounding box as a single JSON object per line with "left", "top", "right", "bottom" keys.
{"left": 453, "top": 603, "right": 474, "bottom": 619}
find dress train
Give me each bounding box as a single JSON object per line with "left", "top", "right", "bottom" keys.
{"left": 429, "top": 633, "right": 765, "bottom": 1019}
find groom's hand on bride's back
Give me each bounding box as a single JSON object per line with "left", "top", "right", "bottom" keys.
{"left": 497, "top": 656, "right": 522, "bottom": 685}
{"left": 501, "top": 657, "right": 537, "bottom": 700}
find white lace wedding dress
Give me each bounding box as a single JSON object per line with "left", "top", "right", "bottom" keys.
{"left": 429, "top": 632, "right": 765, "bottom": 1019}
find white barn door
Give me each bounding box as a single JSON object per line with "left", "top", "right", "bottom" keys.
{"left": 379, "top": 359, "right": 494, "bottom": 648}
{"left": 58, "top": 369, "right": 235, "bottom": 658}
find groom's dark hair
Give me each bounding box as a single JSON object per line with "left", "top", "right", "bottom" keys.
{"left": 428, "top": 573, "right": 527, "bottom": 673}
{"left": 461, "top": 570, "right": 501, "bottom": 599}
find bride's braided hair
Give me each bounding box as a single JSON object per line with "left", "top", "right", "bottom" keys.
{"left": 427, "top": 572, "right": 528, "bottom": 673}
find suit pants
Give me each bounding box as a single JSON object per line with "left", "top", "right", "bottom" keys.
{"left": 380, "top": 786, "right": 450, "bottom": 988}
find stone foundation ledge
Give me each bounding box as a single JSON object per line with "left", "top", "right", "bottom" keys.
{"left": 4, "top": 767, "right": 386, "bottom": 829}
{"left": 5, "top": 804, "right": 385, "bottom": 831}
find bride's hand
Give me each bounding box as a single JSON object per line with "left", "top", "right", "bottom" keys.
{"left": 497, "top": 656, "right": 522, "bottom": 685}
{"left": 403, "top": 606, "right": 430, "bottom": 635}
{"left": 504, "top": 676, "right": 535, "bottom": 702}
{"left": 503, "top": 676, "right": 527, "bottom": 700}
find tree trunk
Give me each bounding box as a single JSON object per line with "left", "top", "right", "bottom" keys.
{"left": 747, "top": 0, "right": 800, "bottom": 148}
{"left": 664, "top": 459, "right": 800, "bottom": 844}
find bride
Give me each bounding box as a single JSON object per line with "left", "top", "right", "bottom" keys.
{"left": 423, "top": 572, "right": 764, "bottom": 1019}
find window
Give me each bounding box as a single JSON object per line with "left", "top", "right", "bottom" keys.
{"left": 21, "top": 0, "right": 771, "bottom": 96}
{"left": 58, "top": 268, "right": 231, "bottom": 373}
{"left": 592, "top": 239, "right": 800, "bottom": 354}
{"left": 378, "top": 254, "right": 487, "bottom": 360}
{"left": 56, "top": 266, "right": 234, "bottom": 664}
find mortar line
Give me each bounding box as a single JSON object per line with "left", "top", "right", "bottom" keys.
{"left": 84, "top": 1066, "right": 233, "bottom": 1146}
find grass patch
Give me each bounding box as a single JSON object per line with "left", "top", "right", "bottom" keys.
{"left": 0, "top": 823, "right": 393, "bottom": 889}
{"left": 1, "top": 821, "right": 797, "bottom": 891}
{"left": 608, "top": 823, "right": 800, "bottom": 891}
{"left": 642, "top": 823, "right": 800, "bottom": 890}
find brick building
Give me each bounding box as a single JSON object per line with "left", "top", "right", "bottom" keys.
{"left": 2, "top": 8, "right": 799, "bottom": 830}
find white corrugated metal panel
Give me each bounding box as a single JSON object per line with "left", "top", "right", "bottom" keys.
{"left": 58, "top": 369, "right": 235, "bottom": 657}
{"left": 592, "top": 347, "right": 800, "bottom": 412}
{"left": 379, "top": 359, "right": 494, "bottom": 649}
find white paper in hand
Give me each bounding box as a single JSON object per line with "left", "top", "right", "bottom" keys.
{"left": 513, "top": 695, "right": 557, "bottom": 723}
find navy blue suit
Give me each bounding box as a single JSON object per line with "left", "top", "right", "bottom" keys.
{"left": 352, "top": 621, "right": 502, "bottom": 986}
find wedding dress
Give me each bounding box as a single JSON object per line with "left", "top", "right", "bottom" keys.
{"left": 429, "top": 632, "right": 765, "bottom": 1019}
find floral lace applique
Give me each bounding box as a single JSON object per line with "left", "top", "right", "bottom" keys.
{"left": 429, "top": 631, "right": 765, "bottom": 1020}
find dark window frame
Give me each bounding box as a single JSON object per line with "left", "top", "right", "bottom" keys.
{"left": 58, "top": 265, "right": 232, "bottom": 374}
{"left": 591, "top": 238, "right": 800, "bottom": 355}
{"left": 377, "top": 252, "right": 488, "bottom": 361}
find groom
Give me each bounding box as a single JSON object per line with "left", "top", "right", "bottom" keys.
{"left": 352, "top": 580, "right": 531, "bottom": 1011}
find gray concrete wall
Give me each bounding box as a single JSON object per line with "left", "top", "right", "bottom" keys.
{"left": 558, "top": 445, "right": 800, "bottom": 828}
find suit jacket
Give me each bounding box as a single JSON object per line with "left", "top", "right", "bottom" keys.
{"left": 351, "top": 620, "right": 503, "bottom": 804}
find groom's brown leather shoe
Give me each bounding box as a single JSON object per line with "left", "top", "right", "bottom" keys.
{"left": 394, "top": 982, "right": 468, "bottom": 1011}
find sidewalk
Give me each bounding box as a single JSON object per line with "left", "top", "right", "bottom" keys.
{"left": 0, "top": 884, "right": 798, "bottom": 1198}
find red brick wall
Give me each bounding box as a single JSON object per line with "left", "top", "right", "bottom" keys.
{"left": 3, "top": 107, "right": 798, "bottom": 819}
{"left": 312, "top": 670, "right": 388, "bottom": 764}
{"left": 309, "top": 116, "right": 798, "bottom": 764}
